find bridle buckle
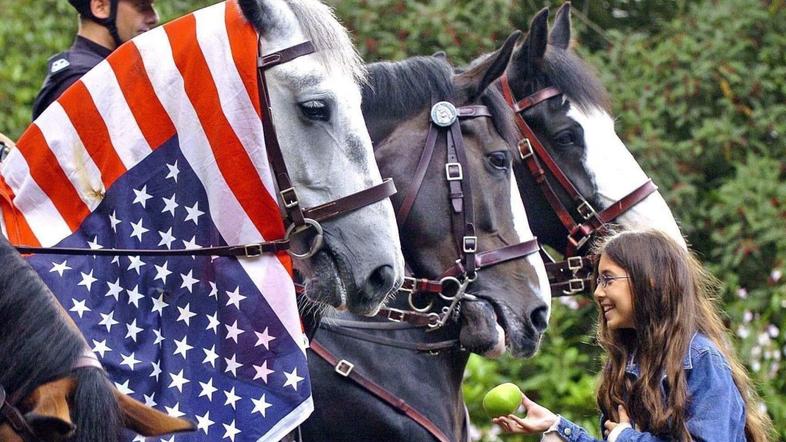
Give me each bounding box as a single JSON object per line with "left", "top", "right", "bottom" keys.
{"left": 280, "top": 187, "right": 299, "bottom": 209}
{"left": 567, "top": 256, "right": 584, "bottom": 272}
{"left": 462, "top": 236, "right": 478, "bottom": 254}
{"left": 386, "top": 308, "right": 406, "bottom": 322}
{"left": 445, "top": 162, "right": 463, "bottom": 181}
{"left": 243, "top": 244, "right": 262, "bottom": 257}
{"left": 335, "top": 360, "right": 354, "bottom": 377}
{"left": 563, "top": 278, "right": 586, "bottom": 295}
{"left": 576, "top": 200, "right": 597, "bottom": 220}
{"left": 399, "top": 276, "right": 416, "bottom": 294}
{"left": 518, "top": 138, "right": 534, "bottom": 160}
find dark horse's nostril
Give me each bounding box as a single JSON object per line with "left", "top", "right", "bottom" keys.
{"left": 362, "top": 264, "right": 396, "bottom": 300}
{"left": 529, "top": 305, "right": 549, "bottom": 333}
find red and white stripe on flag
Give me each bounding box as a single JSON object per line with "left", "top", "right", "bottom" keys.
{"left": 0, "top": 0, "right": 307, "bottom": 405}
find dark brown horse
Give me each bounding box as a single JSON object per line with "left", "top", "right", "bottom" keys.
{"left": 300, "top": 33, "right": 551, "bottom": 442}
{"left": 0, "top": 234, "right": 194, "bottom": 441}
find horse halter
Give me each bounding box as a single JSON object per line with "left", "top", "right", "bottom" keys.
{"left": 13, "top": 41, "right": 397, "bottom": 261}
{"left": 388, "top": 101, "right": 540, "bottom": 329}
{"left": 499, "top": 73, "right": 657, "bottom": 295}
{"left": 0, "top": 351, "right": 102, "bottom": 442}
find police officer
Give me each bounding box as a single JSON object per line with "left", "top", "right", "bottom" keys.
{"left": 32, "top": 0, "right": 159, "bottom": 120}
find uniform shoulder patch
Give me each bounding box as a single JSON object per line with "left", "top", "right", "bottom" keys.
{"left": 48, "top": 53, "right": 71, "bottom": 74}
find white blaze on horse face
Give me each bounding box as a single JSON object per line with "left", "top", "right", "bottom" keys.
{"left": 510, "top": 173, "right": 552, "bottom": 309}
{"left": 568, "top": 105, "right": 686, "bottom": 248}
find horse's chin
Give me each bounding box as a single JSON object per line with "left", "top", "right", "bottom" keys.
{"left": 301, "top": 250, "right": 348, "bottom": 312}
{"left": 461, "top": 298, "right": 542, "bottom": 358}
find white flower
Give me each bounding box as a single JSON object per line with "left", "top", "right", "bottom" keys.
{"left": 559, "top": 296, "right": 579, "bottom": 310}
{"left": 771, "top": 269, "right": 782, "bottom": 282}
{"left": 751, "top": 360, "right": 761, "bottom": 372}
{"left": 764, "top": 350, "right": 773, "bottom": 360}
{"left": 767, "top": 324, "right": 779, "bottom": 338}
{"left": 758, "top": 332, "right": 771, "bottom": 346}
{"left": 737, "top": 287, "right": 748, "bottom": 299}
{"left": 751, "top": 345, "right": 762, "bottom": 358}
{"left": 737, "top": 325, "right": 750, "bottom": 339}
{"left": 743, "top": 310, "right": 753, "bottom": 324}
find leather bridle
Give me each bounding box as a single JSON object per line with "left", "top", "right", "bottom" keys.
{"left": 380, "top": 101, "right": 540, "bottom": 329}
{"left": 1, "top": 351, "right": 102, "bottom": 441}
{"left": 499, "top": 73, "right": 658, "bottom": 295}
{"left": 12, "top": 40, "right": 397, "bottom": 261}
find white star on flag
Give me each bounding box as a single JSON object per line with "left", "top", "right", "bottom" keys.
{"left": 223, "top": 419, "right": 241, "bottom": 442}
{"left": 196, "top": 411, "right": 214, "bottom": 434}
{"left": 129, "top": 218, "right": 149, "bottom": 241}
{"left": 126, "top": 285, "right": 144, "bottom": 307}
{"left": 173, "top": 336, "right": 193, "bottom": 359}
{"left": 125, "top": 319, "right": 143, "bottom": 342}
{"left": 132, "top": 185, "right": 153, "bottom": 208}
{"left": 120, "top": 352, "right": 141, "bottom": 370}
{"left": 251, "top": 394, "right": 272, "bottom": 417}
{"left": 224, "top": 353, "right": 243, "bottom": 377}
{"left": 177, "top": 303, "right": 197, "bottom": 326}
{"left": 165, "top": 160, "right": 179, "bottom": 182}
{"left": 225, "top": 286, "right": 246, "bottom": 309}
{"left": 180, "top": 270, "right": 199, "bottom": 292}
{"left": 255, "top": 327, "right": 276, "bottom": 350}
{"left": 225, "top": 320, "right": 244, "bottom": 343}
{"left": 223, "top": 387, "right": 241, "bottom": 410}
{"left": 168, "top": 369, "right": 190, "bottom": 393}
{"left": 98, "top": 311, "right": 119, "bottom": 332}
{"left": 105, "top": 278, "right": 123, "bottom": 300}
{"left": 158, "top": 227, "right": 176, "bottom": 249}
{"left": 253, "top": 360, "right": 274, "bottom": 383}
{"left": 115, "top": 380, "right": 134, "bottom": 395}
{"left": 283, "top": 367, "right": 304, "bottom": 391}
{"left": 161, "top": 194, "right": 178, "bottom": 216}
{"left": 69, "top": 299, "right": 91, "bottom": 318}
{"left": 78, "top": 270, "right": 97, "bottom": 291}
{"left": 184, "top": 201, "right": 204, "bottom": 225}
{"left": 50, "top": 260, "right": 71, "bottom": 276}
{"left": 91, "top": 339, "right": 111, "bottom": 358}
{"left": 203, "top": 345, "right": 219, "bottom": 368}
{"left": 199, "top": 378, "right": 218, "bottom": 400}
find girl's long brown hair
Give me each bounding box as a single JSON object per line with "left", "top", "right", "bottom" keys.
{"left": 593, "top": 229, "right": 773, "bottom": 441}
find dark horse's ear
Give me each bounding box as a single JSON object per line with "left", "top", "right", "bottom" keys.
{"left": 455, "top": 30, "right": 521, "bottom": 100}
{"left": 238, "top": 0, "right": 278, "bottom": 34}
{"left": 549, "top": 2, "right": 571, "bottom": 49}
{"left": 115, "top": 387, "right": 196, "bottom": 436}
{"left": 19, "top": 378, "right": 77, "bottom": 440}
{"left": 511, "top": 8, "right": 549, "bottom": 78}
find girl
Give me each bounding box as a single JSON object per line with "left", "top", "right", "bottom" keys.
{"left": 493, "top": 229, "right": 773, "bottom": 441}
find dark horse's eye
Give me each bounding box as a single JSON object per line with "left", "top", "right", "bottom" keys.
{"left": 298, "top": 100, "right": 330, "bottom": 122}
{"left": 554, "top": 130, "right": 576, "bottom": 146}
{"left": 487, "top": 151, "right": 509, "bottom": 170}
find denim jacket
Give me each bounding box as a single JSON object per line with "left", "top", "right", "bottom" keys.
{"left": 548, "top": 333, "right": 746, "bottom": 442}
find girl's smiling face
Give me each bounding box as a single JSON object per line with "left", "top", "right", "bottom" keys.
{"left": 594, "top": 253, "right": 635, "bottom": 330}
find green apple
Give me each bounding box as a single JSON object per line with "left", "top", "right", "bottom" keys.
{"left": 482, "top": 383, "right": 523, "bottom": 417}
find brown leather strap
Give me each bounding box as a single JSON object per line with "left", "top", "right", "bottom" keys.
{"left": 0, "top": 385, "right": 38, "bottom": 441}
{"left": 441, "top": 238, "right": 540, "bottom": 278}
{"left": 400, "top": 276, "right": 443, "bottom": 295}
{"left": 310, "top": 340, "right": 452, "bottom": 442}
{"left": 396, "top": 124, "right": 438, "bottom": 228}
{"left": 375, "top": 307, "right": 440, "bottom": 328}
{"left": 257, "top": 43, "right": 316, "bottom": 228}
{"left": 259, "top": 41, "right": 315, "bottom": 69}
{"left": 15, "top": 240, "right": 289, "bottom": 257}
{"left": 305, "top": 178, "right": 397, "bottom": 222}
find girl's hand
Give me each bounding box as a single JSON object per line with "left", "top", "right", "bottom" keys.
{"left": 492, "top": 394, "right": 558, "bottom": 434}
{"left": 602, "top": 405, "right": 631, "bottom": 437}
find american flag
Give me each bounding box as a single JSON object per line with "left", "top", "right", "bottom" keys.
{"left": 0, "top": 1, "right": 312, "bottom": 440}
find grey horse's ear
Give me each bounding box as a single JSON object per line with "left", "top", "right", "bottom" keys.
{"left": 455, "top": 30, "right": 521, "bottom": 100}
{"left": 549, "top": 2, "right": 572, "bottom": 49}
{"left": 238, "top": 0, "right": 278, "bottom": 35}
{"left": 511, "top": 8, "right": 549, "bottom": 77}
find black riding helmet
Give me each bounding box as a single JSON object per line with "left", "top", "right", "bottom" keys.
{"left": 68, "top": 0, "right": 123, "bottom": 47}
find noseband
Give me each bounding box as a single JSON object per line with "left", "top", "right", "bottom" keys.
{"left": 499, "top": 73, "right": 657, "bottom": 295}
{"left": 0, "top": 351, "right": 102, "bottom": 441}
{"left": 11, "top": 41, "right": 397, "bottom": 261}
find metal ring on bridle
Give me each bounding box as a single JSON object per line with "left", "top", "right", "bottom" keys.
{"left": 408, "top": 291, "right": 434, "bottom": 313}
{"left": 430, "top": 101, "right": 458, "bottom": 127}
{"left": 439, "top": 276, "right": 463, "bottom": 301}
{"left": 284, "top": 218, "right": 323, "bottom": 259}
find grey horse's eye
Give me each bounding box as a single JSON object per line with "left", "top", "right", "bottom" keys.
{"left": 487, "top": 151, "right": 510, "bottom": 170}
{"left": 298, "top": 100, "right": 330, "bottom": 122}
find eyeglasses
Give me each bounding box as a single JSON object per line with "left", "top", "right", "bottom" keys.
{"left": 595, "top": 274, "right": 629, "bottom": 288}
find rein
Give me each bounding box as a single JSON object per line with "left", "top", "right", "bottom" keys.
{"left": 11, "top": 40, "right": 397, "bottom": 261}
{"left": 499, "top": 73, "right": 657, "bottom": 296}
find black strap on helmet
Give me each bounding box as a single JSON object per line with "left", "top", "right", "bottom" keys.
{"left": 69, "top": 0, "right": 123, "bottom": 47}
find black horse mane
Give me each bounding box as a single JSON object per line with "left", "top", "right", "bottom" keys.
{"left": 363, "top": 55, "right": 519, "bottom": 146}
{"left": 0, "top": 236, "right": 120, "bottom": 441}
{"left": 543, "top": 46, "right": 611, "bottom": 114}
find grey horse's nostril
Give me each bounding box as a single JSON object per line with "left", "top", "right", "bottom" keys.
{"left": 529, "top": 305, "right": 549, "bottom": 333}
{"left": 362, "top": 264, "right": 396, "bottom": 300}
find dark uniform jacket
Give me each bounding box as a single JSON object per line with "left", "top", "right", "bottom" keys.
{"left": 32, "top": 36, "right": 112, "bottom": 120}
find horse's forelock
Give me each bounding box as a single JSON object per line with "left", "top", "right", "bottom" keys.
{"left": 543, "top": 47, "right": 611, "bottom": 114}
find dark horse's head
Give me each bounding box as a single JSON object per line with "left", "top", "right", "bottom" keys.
{"left": 0, "top": 235, "right": 194, "bottom": 441}
{"left": 503, "top": 3, "right": 684, "bottom": 252}
{"left": 366, "top": 32, "right": 551, "bottom": 358}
